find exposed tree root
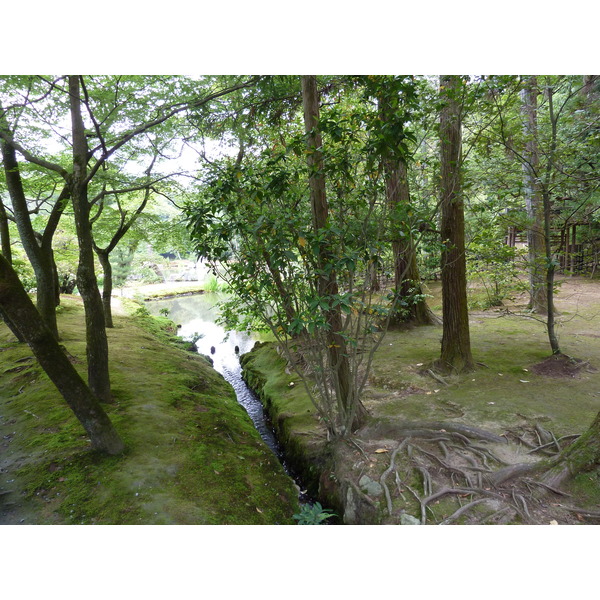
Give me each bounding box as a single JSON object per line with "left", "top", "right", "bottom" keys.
{"left": 357, "top": 418, "right": 599, "bottom": 525}
{"left": 440, "top": 499, "right": 489, "bottom": 525}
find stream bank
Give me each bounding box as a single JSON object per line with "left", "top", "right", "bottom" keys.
{"left": 240, "top": 342, "right": 386, "bottom": 525}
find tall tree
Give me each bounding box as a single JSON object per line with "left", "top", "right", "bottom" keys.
{"left": 68, "top": 75, "right": 113, "bottom": 400}
{"left": 301, "top": 75, "right": 368, "bottom": 433}
{"left": 0, "top": 74, "right": 259, "bottom": 401}
{"left": 520, "top": 76, "right": 549, "bottom": 314}
{"left": 374, "top": 77, "right": 436, "bottom": 326}
{"left": 387, "top": 155, "right": 436, "bottom": 326}
{"left": 0, "top": 110, "right": 68, "bottom": 339}
{"left": 0, "top": 252, "right": 124, "bottom": 454}
{"left": 436, "top": 75, "right": 474, "bottom": 374}
{"left": 0, "top": 195, "right": 25, "bottom": 341}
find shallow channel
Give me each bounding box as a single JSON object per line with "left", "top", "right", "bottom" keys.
{"left": 145, "top": 293, "right": 297, "bottom": 478}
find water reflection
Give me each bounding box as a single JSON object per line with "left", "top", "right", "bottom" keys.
{"left": 145, "top": 293, "right": 281, "bottom": 455}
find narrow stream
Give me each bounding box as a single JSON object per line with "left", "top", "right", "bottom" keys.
{"left": 145, "top": 293, "right": 302, "bottom": 487}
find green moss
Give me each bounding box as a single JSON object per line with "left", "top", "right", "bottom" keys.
{"left": 569, "top": 470, "right": 600, "bottom": 508}
{"left": 240, "top": 343, "right": 330, "bottom": 501}
{"left": 0, "top": 296, "right": 299, "bottom": 524}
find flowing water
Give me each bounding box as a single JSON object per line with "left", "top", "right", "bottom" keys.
{"left": 145, "top": 293, "right": 286, "bottom": 462}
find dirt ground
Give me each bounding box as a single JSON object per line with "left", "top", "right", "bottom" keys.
{"left": 333, "top": 275, "right": 600, "bottom": 524}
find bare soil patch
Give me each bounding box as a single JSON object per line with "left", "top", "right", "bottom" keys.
{"left": 530, "top": 354, "right": 594, "bottom": 378}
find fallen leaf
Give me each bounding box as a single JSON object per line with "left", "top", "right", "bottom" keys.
{"left": 498, "top": 373, "right": 503, "bottom": 376}
{"left": 523, "top": 368, "right": 529, "bottom": 372}
{"left": 256, "top": 507, "right": 263, "bottom": 513}
{"left": 416, "top": 363, "right": 424, "bottom": 367}
{"left": 374, "top": 448, "right": 389, "bottom": 454}
{"left": 549, "top": 519, "right": 558, "bottom": 525}
{"left": 488, "top": 402, "right": 495, "bottom": 405}
{"left": 434, "top": 389, "right": 440, "bottom": 393}
{"left": 520, "top": 380, "right": 530, "bottom": 383}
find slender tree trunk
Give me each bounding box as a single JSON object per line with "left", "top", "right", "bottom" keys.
{"left": 96, "top": 249, "right": 114, "bottom": 328}
{"left": 301, "top": 75, "right": 367, "bottom": 433}
{"left": 0, "top": 204, "right": 25, "bottom": 342}
{"left": 0, "top": 201, "right": 25, "bottom": 341}
{"left": 0, "top": 253, "right": 124, "bottom": 454}
{"left": 0, "top": 197, "right": 12, "bottom": 263}
{"left": 0, "top": 137, "right": 60, "bottom": 339}
{"left": 542, "top": 83, "right": 561, "bottom": 354}
{"left": 263, "top": 250, "right": 297, "bottom": 327}
{"left": 520, "top": 77, "right": 549, "bottom": 315}
{"left": 69, "top": 76, "right": 112, "bottom": 402}
{"left": 543, "top": 189, "right": 561, "bottom": 354}
{"left": 437, "top": 75, "right": 474, "bottom": 374}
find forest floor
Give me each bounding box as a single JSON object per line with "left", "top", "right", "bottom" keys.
{"left": 1, "top": 275, "right": 599, "bottom": 525}
{"left": 345, "top": 275, "right": 600, "bottom": 524}
{"left": 243, "top": 275, "right": 600, "bottom": 524}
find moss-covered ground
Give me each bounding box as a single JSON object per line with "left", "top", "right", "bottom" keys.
{"left": 240, "top": 276, "right": 600, "bottom": 524}
{"left": 0, "top": 296, "right": 299, "bottom": 524}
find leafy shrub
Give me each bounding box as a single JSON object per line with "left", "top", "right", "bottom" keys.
{"left": 293, "top": 502, "right": 336, "bottom": 525}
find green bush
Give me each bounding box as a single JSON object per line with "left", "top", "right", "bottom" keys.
{"left": 293, "top": 502, "right": 336, "bottom": 525}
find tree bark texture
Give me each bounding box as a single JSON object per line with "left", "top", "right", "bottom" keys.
{"left": 0, "top": 205, "right": 25, "bottom": 341}
{"left": 0, "top": 197, "right": 12, "bottom": 263}
{"left": 437, "top": 75, "right": 474, "bottom": 374}
{"left": 520, "top": 76, "right": 549, "bottom": 315}
{"left": 96, "top": 249, "right": 114, "bottom": 328}
{"left": 301, "top": 75, "right": 367, "bottom": 433}
{"left": 0, "top": 253, "right": 124, "bottom": 454}
{"left": 69, "top": 76, "right": 112, "bottom": 402}
{"left": 0, "top": 136, "right": 60, "bottom": 339}
{"left": 386, "top": 159, "right": 436, "bottom": 326}
{"left": 377, "top": 88, "right": 435, "bottom": 326}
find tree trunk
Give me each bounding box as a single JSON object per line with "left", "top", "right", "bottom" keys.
{"left": 69, "top": 76, "right": 112, "bottom": 402}
{"left": 301, "top": 75, "right": 367, "bottom": 433}
{"left": 541, "top": 83, "right": 562, "bottom": 355}
{"left": 0, "top": 136, "right": 60, "bottom": 339}
{"left": 0, "top": 197, "right": 12, "bottom": 263}
{"left": 437, "top": 75, "right": 474, "bottom": 374}
{"left": 0, "top": 253, "right": 124, "bottom": 454}
{"left": 0, "top": 210, "right": 25, "bottom": 342}
{"left": 539, "top": 410, "right": 600, "bottom": 489}
{"left": 520, "top": 77, "right": 549, "bottom": 315}
{"left": 387, "top": 159, "right": 436, "bottom": 326}
{"left": 543, "top": 188, "right": 561, "bottom": 354}
{"left": 263, "top": 250, "right": 297, "bottom": 327}
{"left": 96, "top": 249, "right": 114, "bottom": 328}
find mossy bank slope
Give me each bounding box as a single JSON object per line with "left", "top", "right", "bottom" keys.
{"left": 0, "top": 296, "right": 299, "bottom": 524}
